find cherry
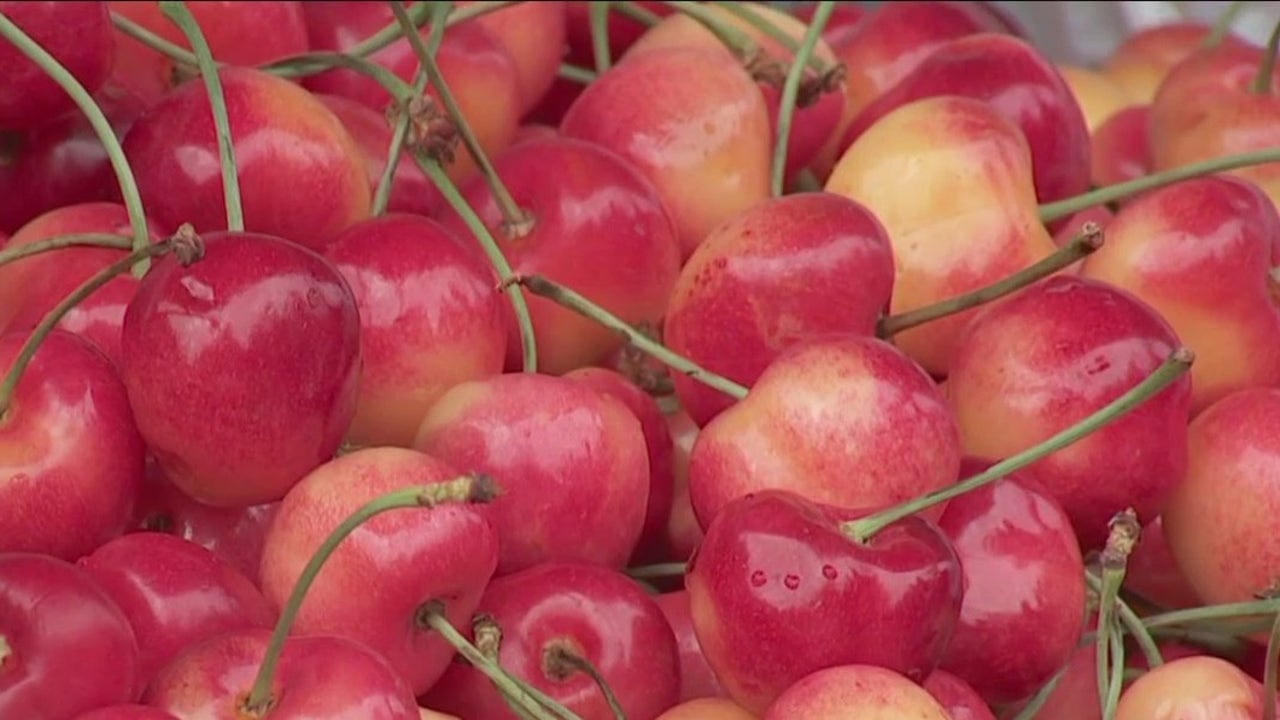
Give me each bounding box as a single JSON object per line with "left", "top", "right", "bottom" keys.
{"left": 0, "top": 1, "right": 113, "bottom": 131}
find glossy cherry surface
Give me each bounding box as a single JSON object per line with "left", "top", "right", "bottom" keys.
{"left": 120, "top": 231, "right": 361, "bottom": 508}
{"left": 78, "top": 532, "right": 277, "bottom": 691}
{"left": 686, "top": 490, "right": 963, "bottom": 714}
{"left": 654, "top": 589, "right": 726, "bottom": 702}
{"left": 935, "top": 460, "right": 1086, "bottom": 705}
{"left": 922, "top": 670, "right": 997, "bottom": 720}
{"left": 0, "top": 330, "right": 146, "bottom": 560}
{"left": 0, "top": 552, "right": 139, "bottom": 719}
{"left": 423, "top": 562, "right": 681, "bottom": 720}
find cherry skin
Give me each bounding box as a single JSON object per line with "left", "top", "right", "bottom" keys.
{"left": 763, "top": 664, "right": 952, "bottom": 719}
{"left": 664, "top": 409, "right": 704, "bottom": 562}
{"left": 564, "top": 366, "right": 676, "bottom": 566}
{"left": 661, "top": 191, "right": 895, "bottom": 427}
{"left": 119, "top": 231, "right": 361, "bottom": 508}
{"left": 935, "top": 459, "right": 1086, "bottom": 706}
{"left": 415, "top": 372, "right": 651, "bottom": 575}
{"left": 686, "top": 489, "right": 963, "bottom": 714}
{"left": 922, "top": 670, "right": 996, "bottom": 720}
{"left": 324, "top": 213, "right": 508, "bottom": 448}
{"left": 129, "top": 459, "right": 279, "bottom": 585}
{"left": 422, "top": 562, "right": 681, "bottom": 720}
{"left": 1090, "top": 105, "right": 1152, "bottom": 188}
{"left": 0, "top": 201, "right": 163, "bottom": 364}
{"left": 945, "top": 274, "right": 1192, "bottom": 550}
{"left": 1115, "top": 655, "right": 1264, "bottom": 719}
{"left": 0, "top": 330, "right": 146, "bottom": 560}
{"left": 458, "top": 0, "right": 568, "bottom": 114}
{"left": 654, "top": 589, "right": 727, "bottom": 702}
{"left": 122, "top": 67, "right": 372, "bottom": 252}
{"left": 258, "top": 447, "right": 499, "bottom": 696}
{"left": 0, "top": 1, "right": 113, "bottom": 131}
{"left": 72, "top": 706, "right": 179, "bottom": 720}
{"left": 78, "top": 532, "right": 277, "bottom": 693}
{"left": 143, "top": 630, "right": 419, "bottom": 720}
{"left": 655, "top": 698, "right": 755, "bottom": 720}
{"left": 0, "top": 552, "right": 139, "bottom": 719}
{"left": 442, "top": 135, "right": 682, "bottom": 375}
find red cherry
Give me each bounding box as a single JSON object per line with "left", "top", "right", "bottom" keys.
{"left": 0, "top": 1, "right": 113, "bottom": 131}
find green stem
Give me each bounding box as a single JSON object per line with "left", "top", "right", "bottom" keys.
{"left": 372, "top": 3, "right": 451, "bottom": 217}
{"left": 242, "top": 474, "right": 500, "bottom": 714}
{"left": 1266, "top": 607, "right": 1280, "bottom": 720}
{"left": 0, "top": 239, "right": 184, "bottom": 420}
{"left": 589, "top": 2, "right": 613, "bottom": 74}
{"left": 0, "top": 233, "right": 133, "bottom": 269}
{"left": 625, "top": 562, "right": 688, "bottom": 580}
{"left": 610, "top": 0, "right": 661, "bottom": 26}
{"left": 159, "top": 1, "right": 243, "bottom": 232}
{"left": 1142, "top": 598, "right": 1280, "bottom": 630}
{"left": 710, "top": 1, "right": 829, "bottom": 73}
{"left": 1253, "top": 18, "right": 1280, "bottom": 94}
{"left": 1204, "top": 1, "right": 1249, "bottom": 47}
{"left": 545, "top": 646, "right": 625, "bottom": 720}
{"left": 412, "top": 154, "right": 538, "bottom": 374}
{"left": 1085, "top": 571, "right": 1163, "bottom": 670}
{"left": 515, "top": 274, "right": 749, "bottom": 399}
{"left": 1008, "top": 657, "right": 1073, "bottom": 720}
{"left": 662, "top": 1, "right": 777, "bottom": 81}
{"left": 842, "top": 348, "right": 1194, "bottom": 542}
{"left": 0, "top": 9, "right": 153, "bottom": 277}
{"left": 1094, "top": 510, "right": 1140, "bottom": 720}
{"left": 1039, "top": 148, "right": 1280, "bottom": 223}
{"left": 1103, "top": 626, "right": 1125, "bottom": 720}
{"left": 558, "top": 63, "right": 597, "bottom": 84}
{"left": 771, "top": 0, "right": 832, "bottom": 196}
{"left": 389, "top": 0, "right": 533, "bottom": 237}
{"left": 109, "top": 11, "right": 198, "bottom": 66}
{"left": 879, "top": 223, "right": 1104, "bottom": 338}
{"left": 420, "top": 610, "right": 579, "bottom": 720}
{"left": 263, "top": 50, "right": 414, "bottom": 93}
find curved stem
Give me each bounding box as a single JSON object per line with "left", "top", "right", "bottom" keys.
{"left": 242, "top": 474, "right": 500, "bottom": 713}
{"left": 1094, "top": 510, "right": 1140, "bottom": 719}
{"left": 0, "top": 9, "right": 153, "bottom": 277}
{"left": 389, "top": 0, "right": 532, "bottom": 237}
{"left": 842, "top": 348, "right": 1194, "bottom": 542}
{"left": 413, "top": 154, "right": 538, "bottom": 374}
{"left": 1204, "top": 1, "right": 1249, "bottom": 47}
{"left": 545, "top": 646, "right": 625, "bottom": 720}
{"left": 625, "top": 561, "right": 688, "bottom": 580}
{"left": 879, "top": 223, "right": 1105, "bottom": 338}
{"left": 420, "top": 610, "right": 578, "bottom": 720}
{"left": 1253, "top": 17, "right": 1280, "bottom": 94}
{"left": 711, "top": 1, "right": 829, "bottom": 74}
{"left": 159, "top": 1, "right": 243, "bottom": 232}
{"left": 662, "top": 1, "right": 775, "bottom": 80}
{"left": 372, "top": 3, "right": 451, "bottom": 217}
{"left": 1085, "top": 571, "right": 1163, "bottom": 670}
{"left": 1040, "top": 147, "right": 1280, "bottom": 223}
{"left": 1103, "top": 627, "right": 1125, "bottom": 720}
{"left": 109, "top": 11, "right": 198, "bottom": 66}
{"left": 515, "top": 274, "right": 749, "bottom": 399}
{"left": 0, "top": 233, "right": 133, "bottom": 269}
{"left": 263, "top": 50, "right": 414, "bottom": 94}
{"left": 589, "top": 2, "right": 613, "bottom": 74}
{"left": 1143, "top": 598, "right": 1280, "bottom": 630}
{"left": 610, "top": 0, "right": 661, "bottom": 26}
{"left": 0, "top": 240, "right": 182, "bottom": 420}
{"left": 558, "top": 63, "right": 597, "bottom": 84}
{"left": 771, "top": 0, "right": 832, "bottom": 196}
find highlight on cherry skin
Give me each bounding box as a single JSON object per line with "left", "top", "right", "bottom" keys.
{"left": 6, "top": 1, "right": 1280, "bottom": 719}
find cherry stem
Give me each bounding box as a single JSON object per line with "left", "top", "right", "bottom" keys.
{"left": 843, "top": 348, "right": 1194, "bottom": 543}
{"left": 1253, "top": 17, "right": 1280, "bottom": 95}
{"left": 242, "top": 473, "right": 500, "bottom": 714}
{"left": 1266, "top": 604, "right": 1280, "bottom": 720}
{"left": 544, "top": 645, "right": 626, "bottom": 720}
{"left": 1204, "top": 0, "right": 1250, "bottom": 47}
{"left": 418, "top": 609, "right": 580, "bottom": 720}
{"left": 710, "top": 1, "right": 830, "bottom": 74}
{"left": 372, "top": 2, "right": 451, "bottom": 217}
{"left": 1039, "top": 147, "right": 1280, "bottom": 223}
{"left": 1084, "top": 570, "right": 1164, "bottom": 670}
{"left": 589, "top": 2, "right": 613, "bottom": 74}
{"left": 471, "top": 618, "right": 544, "bottom": 720}
{"left": 662, "top": 1, "right": 777, "bottom": 81}
{"left": 1143, "top": 598, "right": 1280, "bottom": 631}
{"left": 771, "top": 0, "right": 832, "bottom": 197}
{"left": 0, "top": 9, "right": 153, "bottom": 278}
{"left": 626, "top": 561, "right": 688, "bottom": 580}
{"left": 264, "top": 50, "right": 410, "bottom": 91}
{"left": 610, "top": 0, "right": 661, "bottom": 27}
{"left": 513, "top": 274, "right": 750, "bottom": 399}
{"left": 879, "top": 223, "right": 1104, "bottom": 338}
{"left": 412, "top": 154, "right": 539, "bottom": 374}
{"left": 1010, "top": 658, "right": 1073, "bottom": 720}
{"left": 0, "top": 233, "right": 133, "bottom": 269}
{"left": 0, "top": 235, "right": 197, "bottom": 421}
{"left": 558, "top": 63, "right": 597, "bottom": 84}
{"left": 1094, "top": 510, "right": 1140, "bottom": 719}
{"left": 109, "top": 11, "right": 196, "bottom": 66}
{"left": 159, "top": 1, "right": 243, "bottom": 233}
{"left": 389, "top": 1, "right": 533, "bottom": 238}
